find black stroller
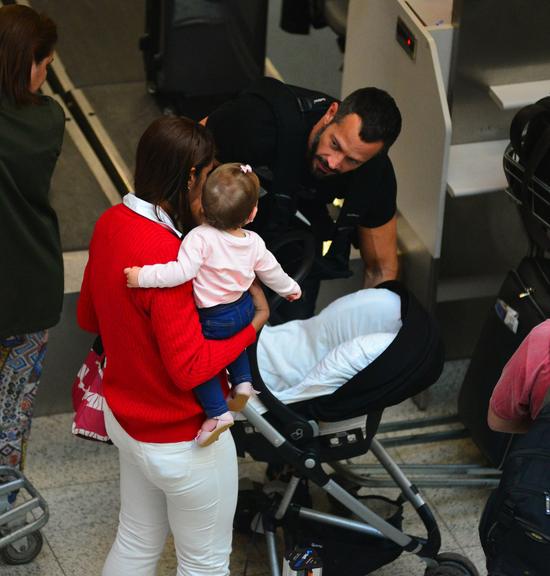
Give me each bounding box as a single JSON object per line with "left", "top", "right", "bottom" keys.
{"left": 232, "top": 278, "right": 479, "bottom": 576}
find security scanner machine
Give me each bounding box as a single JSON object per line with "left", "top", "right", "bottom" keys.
{"left": 336, "top": 0, "right": 550, "bottom": 484}
{"left": 342, "top": 0, "right": 550, "bottom": 346}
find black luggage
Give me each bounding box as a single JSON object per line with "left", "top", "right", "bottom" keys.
{"left": 478, "top": 400, "right": 550, "bottom": 575}
{"left": 504, "top": 96, "right": 550, "bottom": 252}
{"left": 140, "top": 0, "right": 268, "bottom": 118}
{"left": 457, "top": 96, "right": 550, "bottom": 468}
{"left": 457, "top": 257, "right": 550, "bottom": 467}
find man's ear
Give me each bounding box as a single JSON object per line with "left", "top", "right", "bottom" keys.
{"left": 323, "top": 101, "right": 339, "bottom": 125}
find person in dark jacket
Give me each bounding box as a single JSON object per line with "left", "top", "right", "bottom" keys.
{"left": 0, "top": 5, "right": 64, "bottom": 473}
{"left": 203, "top": 77, "right": 402, "bottom": 320}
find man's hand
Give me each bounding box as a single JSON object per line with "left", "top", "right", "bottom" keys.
{"left": 124, "top": 267, "right": 142, "bottom": 288}
{"left": 358, "top": 216, "right": 399, "bottom": 288}
{"left": 249, "top": 281, "right": 269, "bottom": 332}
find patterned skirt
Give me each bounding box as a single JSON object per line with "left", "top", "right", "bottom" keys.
{"left": 0, "top": 331, "right": 48, "bottom": 471}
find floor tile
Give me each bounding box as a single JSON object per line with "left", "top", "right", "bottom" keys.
{"left": 238, "top": 458, "right": 269, "bottom": 484}
{"left": 393, "top": 436, "right": 487, "bottom": 469}
{"left": 422, "top": 487, "right": 490, "bottom": 551}
{"left": 462, "top": 544, "right": 488, "bottom": 576}
{"left": 25, "top": 413, "right": 119, "bottom": 490}
{"left": 40, "top": 480, "right": 119, "bottom": 534}
{"left": 46, "top": 522, "right": 117, "bottom": 576}
{"left": 413, "top": 501, "right": 462, "bottom": 553}
{"left": 382, "top": 359, "right": 469, "bottom": 424}
{"left": 370, "top": 551, "right": 430, "bottom": 575}
{"left": 37, "top": 481, "right": 118, "bottom": 575}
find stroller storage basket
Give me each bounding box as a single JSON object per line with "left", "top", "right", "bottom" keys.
{"left": 285, "top": 494, "right": 404, "bottom": 575}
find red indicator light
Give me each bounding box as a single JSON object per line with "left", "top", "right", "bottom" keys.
{"left": 396, "top": 17, "right": 416, "bottom": 59}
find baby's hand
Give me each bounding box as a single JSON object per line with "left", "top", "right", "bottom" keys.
{"left": 286, "top": 289, "right": 302, "bottom": 302}
{"left": 124, "top": 267, "right": 142, "bottom": 288}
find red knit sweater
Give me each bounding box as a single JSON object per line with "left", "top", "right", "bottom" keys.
{"left": 77, "top": 204, "right": 256, "bottom": 442}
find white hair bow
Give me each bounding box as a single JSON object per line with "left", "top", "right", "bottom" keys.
{"left": 240, "top": 164, "right": 252, "bottom": 174}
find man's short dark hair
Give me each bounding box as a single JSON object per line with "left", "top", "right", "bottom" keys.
{"left": 334, "top": 87, "right": 402, "bottom": 151}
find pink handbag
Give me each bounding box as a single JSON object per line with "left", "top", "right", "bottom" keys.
{"left": 72, "top": 336, "right": 111, "bottom": 443}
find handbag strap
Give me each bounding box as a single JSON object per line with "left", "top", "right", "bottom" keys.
{"left": 92, "top": 335, "right": 104, "bottom": 356}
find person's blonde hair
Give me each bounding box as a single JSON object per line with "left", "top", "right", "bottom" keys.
{"left": 202, "top": 163, "right": 259, "bottom": 230}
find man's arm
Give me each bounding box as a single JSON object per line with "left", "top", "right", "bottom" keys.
{"left": 358, "top": 215, "right": 398, "bottom": 288}
{"left": 487, "top": 322, "right": 550, "bottom": 434}
{"left": 487, "top": 406, "right": 531, "bottom": 434}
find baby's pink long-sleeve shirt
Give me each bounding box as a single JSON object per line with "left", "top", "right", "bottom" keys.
{"left": 138, "top": 224, "right": 300, "bottom": 308}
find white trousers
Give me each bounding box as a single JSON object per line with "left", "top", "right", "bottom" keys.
{"left": 102, "top": 403, "right": 238, "bottom": 576}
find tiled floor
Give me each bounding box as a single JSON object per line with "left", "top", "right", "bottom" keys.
{"left": 0, "top": 360, "right": 492, "bottom": 575}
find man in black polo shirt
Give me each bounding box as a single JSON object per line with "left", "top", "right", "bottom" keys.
{"left": 204, "top": 77, "right": 402, "bottom": 320}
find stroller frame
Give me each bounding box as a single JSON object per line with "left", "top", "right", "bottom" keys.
{"left": 232, "top": 278, "right": 479, "bottom": 574}
{"left": 243, "top": 406, "right": 441, "bottom": 576}
{"left": 238, "top": 402, "right": 477, "bottom": 575}
{"left": 265, "top": 231, "right": 499, "bottom": 491}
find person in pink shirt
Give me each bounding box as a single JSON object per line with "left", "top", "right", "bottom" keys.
{"left": 125, "top": 163, "right": 301, "bottom": 445}
{"left": 488, "top": 319, "right": 550, "bottom": 434}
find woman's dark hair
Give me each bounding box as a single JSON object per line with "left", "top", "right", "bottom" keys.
{"left": 0, "top": 5, "right": 57, "bottom": 106}
{"left": 134, "top": 116, "right": 215, "bottom": 235}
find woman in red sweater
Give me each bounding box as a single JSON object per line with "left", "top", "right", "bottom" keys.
{"left": 78, "top": 116, "right": 269, "bottom": 576}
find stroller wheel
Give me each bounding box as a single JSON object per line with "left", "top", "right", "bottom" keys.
{"left": 425, "top": 552, "right": 480, "bottom": 576}
{"left": 0, "top": 530, "right": 43, "bottom": 565}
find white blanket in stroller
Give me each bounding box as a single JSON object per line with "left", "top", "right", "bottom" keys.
{"left": 247, "top": 288, "right": 402, "bottom": 414}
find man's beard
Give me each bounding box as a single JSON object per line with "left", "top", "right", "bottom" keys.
{"left": 307, "top": 125, "right": 338, "bottom": 180}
